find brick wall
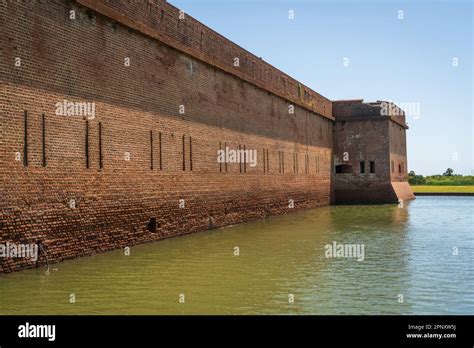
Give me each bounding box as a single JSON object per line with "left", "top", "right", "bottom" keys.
{"left": 0, "top": 0, "right": 333, "bottom": 273}
{"left": 389, "top": 121, "right": 408, "bottom": 182}
{"left": 333, "top": 118, "right": 395, "bottom": 203}
{"left": 76, "top": 0, "right": 333, "bottom": 120}
{"left": 332, "top": 100, "right": 414, "bottom": 204}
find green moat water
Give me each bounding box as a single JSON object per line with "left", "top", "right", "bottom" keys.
{"left": 0, "top": 196, "right": 472, "bottom": 315}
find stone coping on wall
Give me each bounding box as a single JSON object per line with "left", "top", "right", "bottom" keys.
{"left": 75, "top": 0, "right": 334, "bottom": 121}
{"left": 334, "top": 115, "right": 409, "bottom": 129}
{"left": 332, "top": 99, "right": 408, "bottom": 129}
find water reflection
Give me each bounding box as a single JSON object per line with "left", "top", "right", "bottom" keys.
{"left": 0, "top": 197, "right": 472, "bottom": 315}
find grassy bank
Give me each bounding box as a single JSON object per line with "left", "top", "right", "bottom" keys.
{"left": 410, "top": 185, "right": 474, "bottom": 193}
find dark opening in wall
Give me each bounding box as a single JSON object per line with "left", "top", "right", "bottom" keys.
{"left": 85, "top": 120, "right": 89, "bottom": 168}
{"left": 266, "top": 149, "right": 270, "bottom": 173}
{"left": 239, "top": 145, "right": 242, "bottom": 173}
{"left": 147, "top": 218, "right": 157, "bottom": 233}
{"left": 282, "top": 152, "right": 284, "bottom": 173}
{"left": 335, "top": 164, "right": 353, "bottom": 174}
{"left": 278, "top": 151, "right": 282, "bottom": 173}
{"left": 224, "top": 142, "right": 228, "bottom": 172}
{"left": 189, "top": 136, "right": 193, "bottom": 171}
{"left": 200, "top": 30, "right": 204, "bottom": 51}
{"left": 182, "top": 134, "right": 186, "bottom": 171}
{"left": 99, "top": 122, "right": 103, "bottom": 169}
{"left": 360, "top": 161, "right": 365, "bottom": 174}
{"left": 219, "top": 142, "right": 222, "bottom": 172}
{"left": 398, "top": 164, "right": 402, "bottom": 174}
{"left": 370, "top": 161, "right": 375, "bottom": 173}
{"left": 263, "top": 147, "right": 266, "bottom": 173}
{"left": 23, "top": 111, "right": 28, "bottom": 167}
{"left": 41, "top": 113, "right": 46, "bottom": 167}
{"left": 243, "top": 145, "right": 246, "bottom": 173}
{"left": 159, "top": 132, "right": 163, "bottom": 170}
{"left": 86, "top": 9, "right": 94, "bottom": 20}
{"left": 150, "top": 130, "right": 154, "bottom": 170}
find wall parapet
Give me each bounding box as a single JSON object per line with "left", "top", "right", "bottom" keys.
{"left": 76, "top": 0, "right": 333, "bottom": 120}
{"left": 333, "top": 99, "right": 408, "bottom": 129}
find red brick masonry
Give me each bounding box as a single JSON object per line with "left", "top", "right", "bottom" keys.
{"left": 0, "top": 0, "right": 412, "bottom": 273}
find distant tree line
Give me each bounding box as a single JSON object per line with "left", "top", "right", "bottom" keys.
{"left": 409, "top": 168, "right": 474, "bottom": 185}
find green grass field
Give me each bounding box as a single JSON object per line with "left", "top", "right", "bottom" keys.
{"left": 410, "top": 185, "right": 474, "bottom": 193}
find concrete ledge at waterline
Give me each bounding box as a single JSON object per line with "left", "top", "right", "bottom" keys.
{"left": 414, "top": 192, "right": 474, "bottom": 196}
{"left": 410, "top": 185, "right": 474, "bottom": 195}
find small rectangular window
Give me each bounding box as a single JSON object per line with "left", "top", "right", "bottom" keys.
{"left": 147, "top": 217, "right": 157, "bottom": 233}
{"left": 391, "top": 160, "right": 394, "bottom": 173}
{"left": 369, "top": 161, "right": 375, "bottom": 173}
{"left": 360, "top": 161, "right": 365, "bottom": 174}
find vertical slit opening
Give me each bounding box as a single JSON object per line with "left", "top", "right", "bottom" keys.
{"left": 282, "top": 152, "right": 284, "bottom": 174}
{"left": 85, "top": 120, "right": 89, "bottom": 169}
{"left": 200, "top": 30, "right": 204, "bottom": 51}
{"left": 243, "top": 145, "right": 246, "bottom": 173}
{"left": 99, "top": 122, "right": 103, "bottom": 169}
{"left": 159, "top": 132, "right": 163, "bottom": 170}
{"left": 189, "top": 136, "right": 193, "bottom": 171}
{"left": 23, "top": 111, "right": 28, "bottom": 167}
{"left": 224, "top": 142, "right": 228, "bottom": 172}
{"left": 239, "top": 144, "right": 242, "bottom": 173}
{"left": 266, "top": 149, "right": 269, "bottom": 173}
{"left": 150, "top": 130, "right": 154, "bottom": 170}
{"left": 182, "top": 134, "right": 186, "bottom": 171}
{"left": 41, "top": 113, "right": 46, "bottom": 167}
{"left": 278, "top": 151, "right": 281, "bottom": 174}
{"left": 219, "top": 142, "right": 222, "bottom": 172}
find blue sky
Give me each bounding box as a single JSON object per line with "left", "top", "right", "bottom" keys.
{"left": 170, "top": 0, "right": 472, "bottom": 175}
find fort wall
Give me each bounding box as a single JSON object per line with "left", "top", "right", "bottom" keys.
{"left": 332, "top": 100, "right": 414, "bottom": 204}
{"left": 0, "top": 0, "right": 333, "bottom": 273}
